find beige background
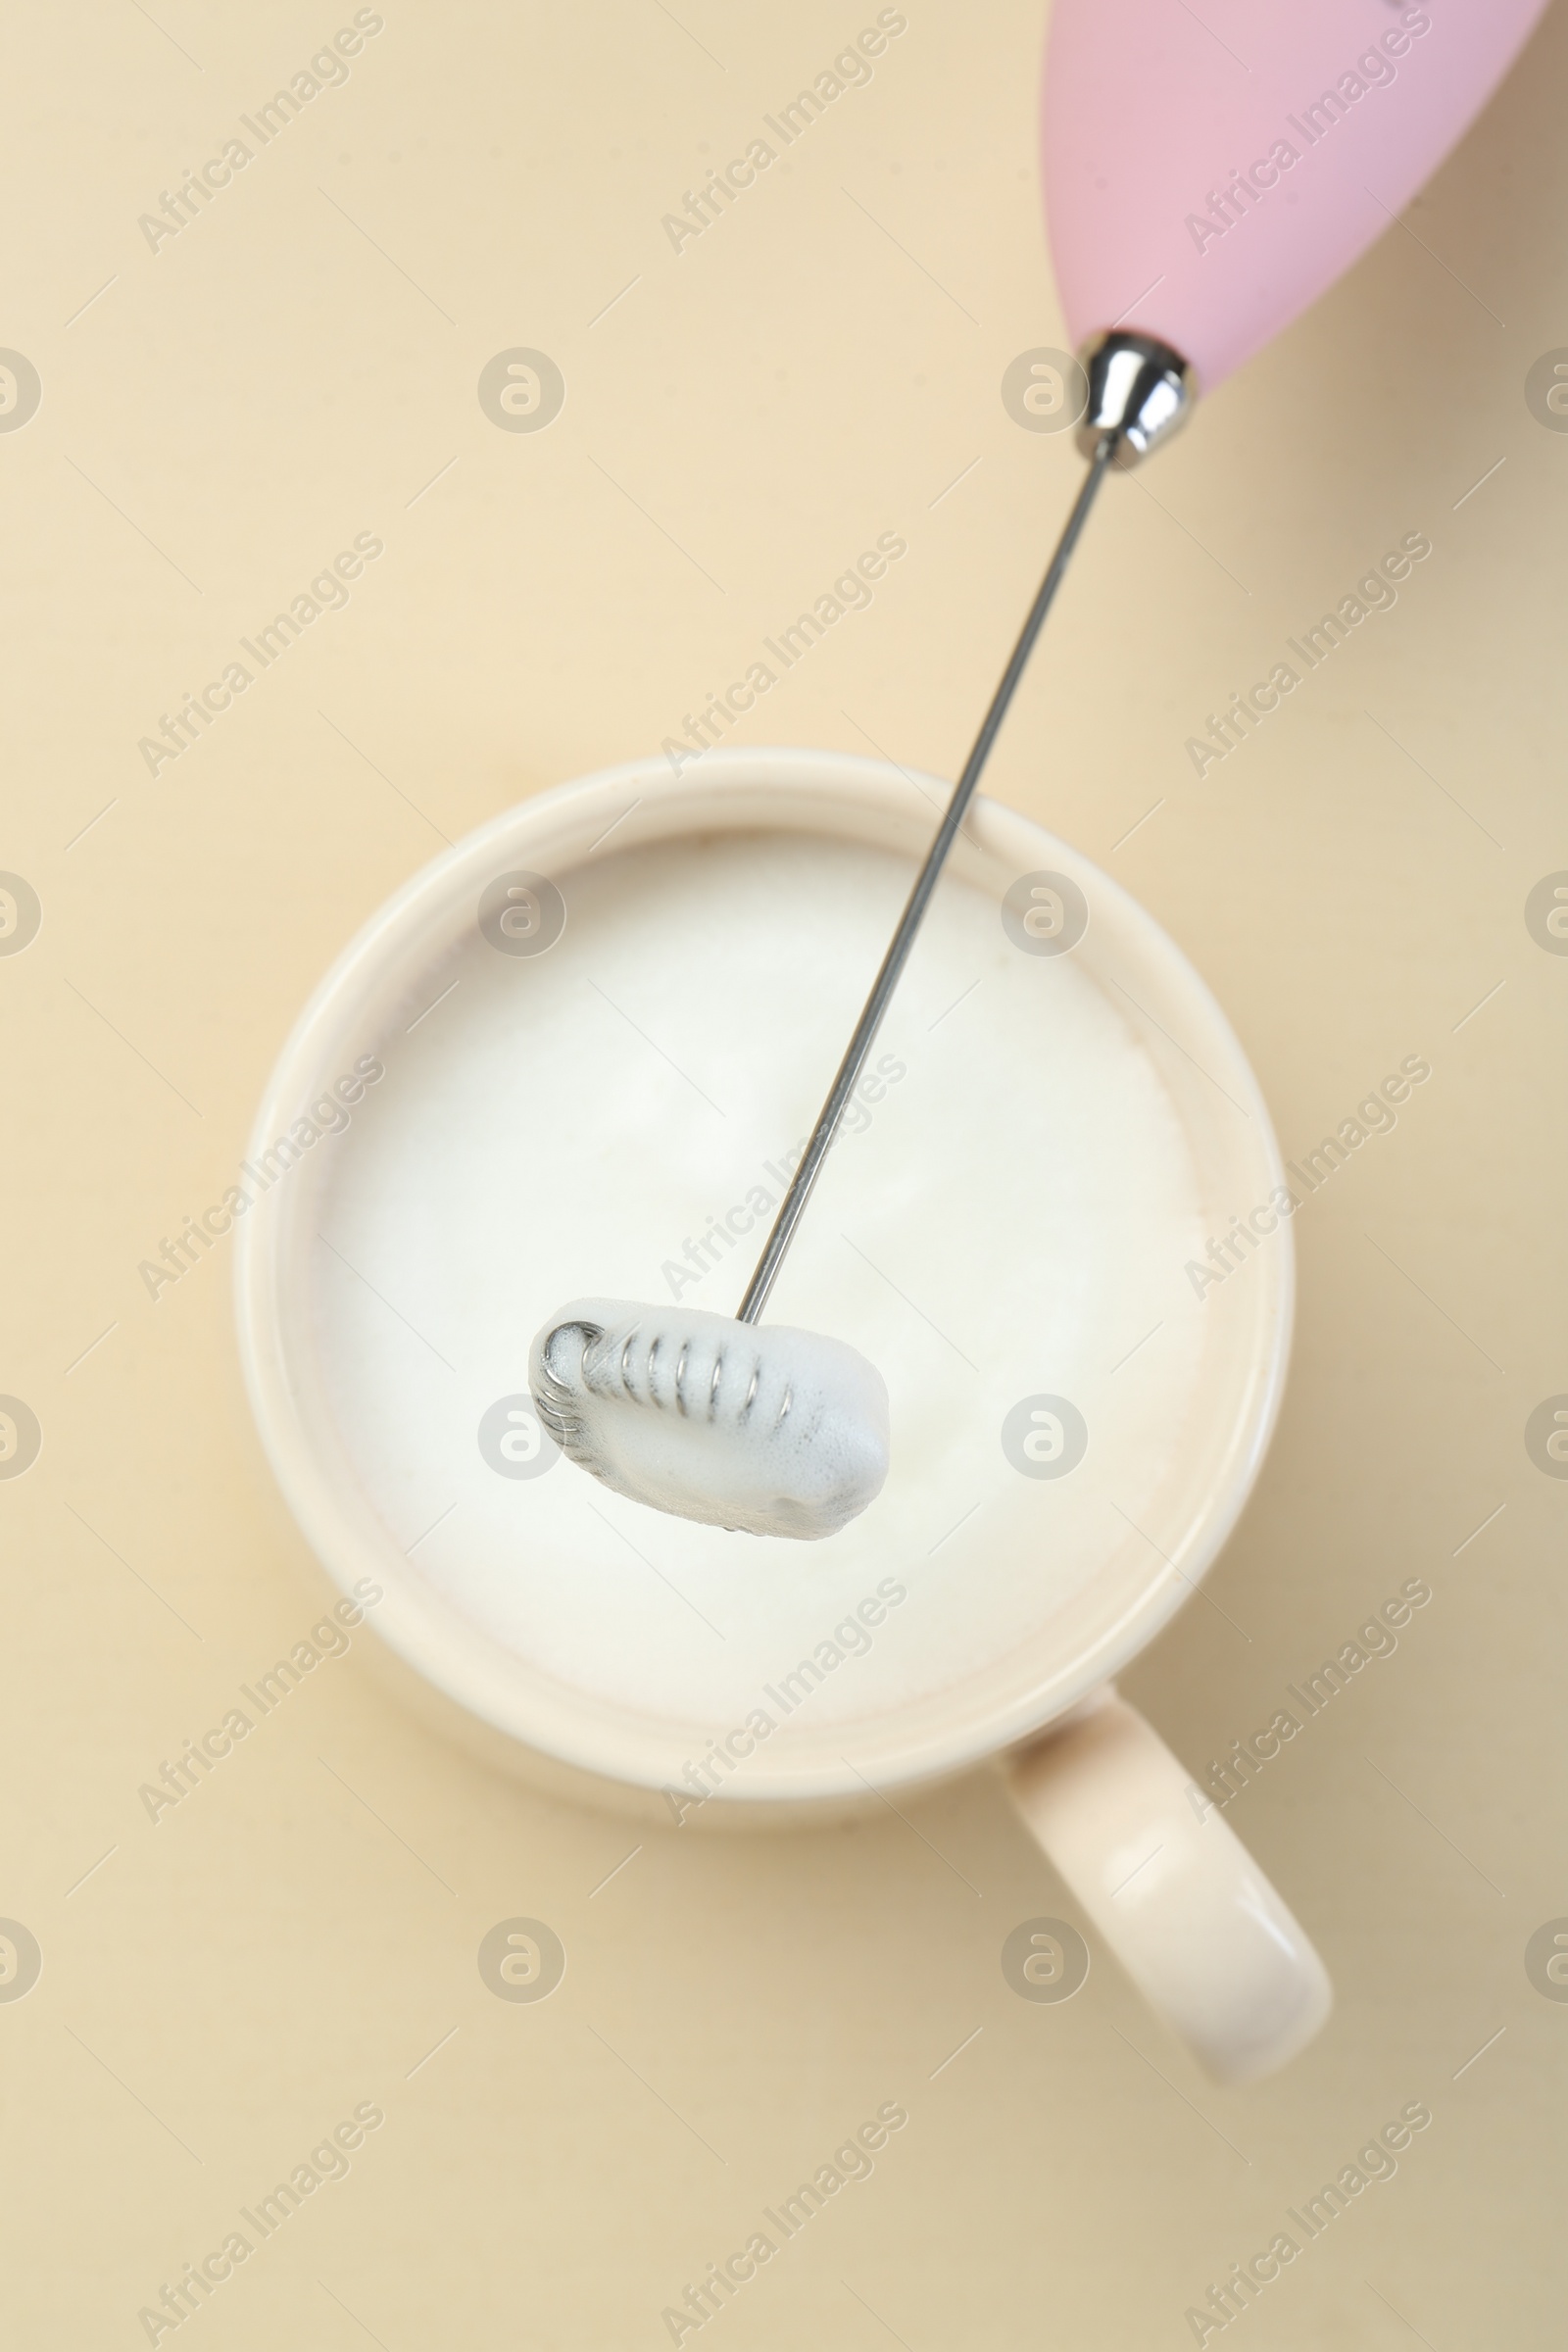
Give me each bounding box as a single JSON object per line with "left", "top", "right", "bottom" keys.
{"left": 3, "top": 1, "right": 1565, "bottom": 2343}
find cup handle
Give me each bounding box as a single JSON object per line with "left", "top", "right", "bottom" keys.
{"left": 1004, "top": 1687, "right": 1332, "bottom": 2082}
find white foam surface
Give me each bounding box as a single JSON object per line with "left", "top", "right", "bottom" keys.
{"left": 310, "top": 830, "right": 1208, "bottom": 1735}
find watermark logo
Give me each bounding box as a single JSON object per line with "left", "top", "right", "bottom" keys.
{"left": 0, "top": 873, "right": 41, "bottom": 955}
{"left": 1188, "top": 1578, "right": 1433, "bottom": 1820}
{"left": 0, "top": 1920, "right": 42, "bottom": 2002}
{"left": 659, "top": 14, "right": 911, "bottom": 258}
{"left": 1001, "top": 348, "right": 1087, "bottom": 434}
{"left": 139, "top": 530, "right": 385, "bottom": 778}
{"left": 662, "top": 530, "right": 908, "bottom": 778}
{"left": 659, "top": 2095, "right": 910, "bottom": 2337}
{"left": 0, "top": 1397, "right": 41, "bottom": 1481}
{"left": 136, "top": 14, "right": 389, "bottom": 256}
{"left": 1001, "top": 1917, "right": 1090, "bottom": 2002}
{"left": 1525, "top": 871, "right": 1568, "bottom": 953}
{"left": 477, "top": 1395, "right": 560, "bottom": 1479}
{"left": 134, "top": 2097, "right": 385, "bottom": 2338}
{"left": 1001, "top": 870, "right": 1088, "bottom": 956}
{"left": 0, "top": 352, "right": 41, "bottom": 433}
{"left": 1525, "top": 1918, "right": 1568, "bottom": 2000}
{"left": 479, "top": 870, "right": 566, "bottom": 956}
{"left": 1181, "top": 2098, "right": 1432, "bottom": 2338}
{"left": 1525, "top": 1396, "right": 1568, "bottom": 1479}
{"left": 1185, "top": 532, "right": 1432, "bottom": 777}
{"left": 477, "top": 1917, "right": 566, "bottom": 2002}
{"left": 477, "top": 349, "right": 565, "bottom": 433}
{"left": 138, "top": 1054, "right": 385, "bottom": 1303}
{"left": 138, "top": 1580, "right": 383, "bottom": 1824}
{"left": 1002, "top": 1395, "right": 1087, "bottom": 1479}
{"left": 1184, "top": 12, "right": 1429, "bottom": 262}
{"left": 1525, "top": 350, "right": 1568, "bottom": 432}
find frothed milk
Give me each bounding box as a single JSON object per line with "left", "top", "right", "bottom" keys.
{"left": 312, "top": 829, "right": 1208, "bottom": 1745}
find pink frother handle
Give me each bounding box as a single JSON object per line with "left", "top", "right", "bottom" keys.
{"left": 1044, "top": 0, "right": 1547, "bottom": 393}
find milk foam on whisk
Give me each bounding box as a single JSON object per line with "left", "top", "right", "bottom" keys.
{"left": 530, "top": 1300, "right": 889, "bottom": 1540}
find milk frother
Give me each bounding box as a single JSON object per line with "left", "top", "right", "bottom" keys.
{"left": 532, "top": 0, "right": 1546, "bottom": 1537}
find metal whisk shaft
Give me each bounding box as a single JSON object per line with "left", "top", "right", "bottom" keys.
{"left": 735, "top": 434, "right": 1114, "bottom": 1325}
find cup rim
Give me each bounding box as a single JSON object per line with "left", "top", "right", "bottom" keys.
{"left": 234, "top": 747, "right": 1293, "bottom": 1805}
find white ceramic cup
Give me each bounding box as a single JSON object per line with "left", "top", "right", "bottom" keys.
{"left": 235, "top": 748, "right": 1330, "bottom": 2083}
